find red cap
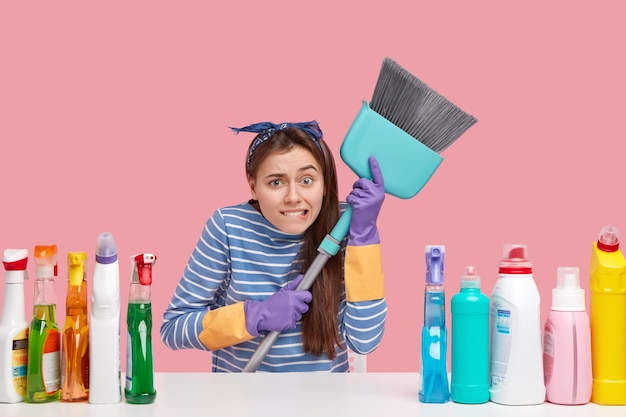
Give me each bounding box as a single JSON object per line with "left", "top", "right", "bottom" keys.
{"left": 597, "top": 225, "right": 620, "bottom": 252}
{"left": 499, "top": 244, "right": 532, "bottom": 274}
{"left": 3, "top": 249, "right": 29, "bottom": 271}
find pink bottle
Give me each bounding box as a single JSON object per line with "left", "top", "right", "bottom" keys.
{"left": 543, "top": 266, "right": 592, "bottom": 404}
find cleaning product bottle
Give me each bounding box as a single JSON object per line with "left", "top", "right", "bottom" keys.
{"left": 26, "top": 244, "right": 61, "bottom": 403}
{"left": 489, "top": 243, "right": 545, "bottom": 405}
{"left": 89, "top": 232, "right": 121, "bottom": 404}
{"left": 589, "top": 225, "right": 626, "bottom": 405}
{"left": 60, "top": 251, "right": 90, "bottom": 402}
{"left": 125, "top": 253, "right": 157, "bottom": 404}
{"left": 543, "top": 266, "right": 591, "bottom": 404}
{"left": 418, "top": 245, "right": 450, "bottom": 403}
{"left": 0, "top": 249, "right": 29, "bottom": 403}
{"left": 450, "top": 265, "right": 490, "bottom": 404}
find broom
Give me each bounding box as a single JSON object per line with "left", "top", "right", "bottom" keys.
{"left": 242, "top": 57, "right": 477, "bottom": 372}
{"left": 371, "top": 57, "right": 477, "bottom": 153}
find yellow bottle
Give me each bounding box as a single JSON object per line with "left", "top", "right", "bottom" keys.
{"left": 60, "top": 252, "right": 89, "bottom": 402}
{"left": 589, "top": 225, "right": 626, "bottom": 404}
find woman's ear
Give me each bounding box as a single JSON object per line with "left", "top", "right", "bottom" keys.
{"left": 248, "top": 178, "right": 257, "bottom": 200}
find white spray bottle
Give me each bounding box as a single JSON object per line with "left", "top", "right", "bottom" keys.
{"left": 0, "top": 249, "right": 29, "bottom": 403}
{"left": 88, "top": 232, "right": 121, "bottom": 404}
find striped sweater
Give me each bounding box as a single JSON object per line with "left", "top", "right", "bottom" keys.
{"left": 160, "top": 201, "right": 387, "bottom": 372}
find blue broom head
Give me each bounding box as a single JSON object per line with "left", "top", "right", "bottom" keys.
{"left": 340, "top": 101, "right": 443, "bottom": 200}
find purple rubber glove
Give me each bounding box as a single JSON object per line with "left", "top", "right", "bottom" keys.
{"left": 244, "top": 274, "right": 312, "bottom": 337}
{"left": 346, "top": 156, "right": 385, "bottom": 246}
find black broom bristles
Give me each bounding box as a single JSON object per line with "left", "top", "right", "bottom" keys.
{"left": 370, "top": 57, "right": 477, "bottom": 154}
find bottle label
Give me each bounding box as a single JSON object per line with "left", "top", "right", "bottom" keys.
{"left": 125, "top": 330, "right": 133, "bottom": 390}
{"left": 42, "top": 329, "right": 60, "bottom": 394}
{"left": 543, "top": 330, "right": 555, "bottom": 385}
{"left": 12, "top": 328, "right": 29, "bottom": 396}
{"left": 490, "top": 306, "right": 512, "bottom": 386}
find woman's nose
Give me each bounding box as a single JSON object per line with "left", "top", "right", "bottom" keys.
{"left": 284, "top": 184, "right": 302, "bottom": 203}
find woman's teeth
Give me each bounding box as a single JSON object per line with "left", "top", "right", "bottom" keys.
{"left": 283, "top": 211, "right": 306, "bottom": 217}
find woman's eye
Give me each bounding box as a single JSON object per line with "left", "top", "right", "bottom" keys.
{"left": 301, "top": 177, "right": 313, "bottom": 185}
{"left": 270, "top": 179, "right": 282, "bottom": 187}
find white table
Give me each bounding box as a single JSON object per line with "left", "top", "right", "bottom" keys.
{"left": 1, "top": 373, "right": 624, "bottom": 417}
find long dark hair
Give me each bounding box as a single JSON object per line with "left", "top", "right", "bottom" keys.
{"left": 246, "top": 127, "right": 343, "bottom": 359}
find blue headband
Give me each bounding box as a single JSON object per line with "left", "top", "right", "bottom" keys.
{"left": 230, "top": 120, "right": 324, "bottom": 170}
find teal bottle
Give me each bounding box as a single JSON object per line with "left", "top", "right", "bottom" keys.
{"left": 124, "top": 253, "right": 156, "bottom": 404}
{"left": 450, "top": 266, "right": 490, "bottom": 404}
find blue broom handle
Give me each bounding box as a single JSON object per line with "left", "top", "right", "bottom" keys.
{"left": 241, "top": 207, "right": 352, "bottom": 373}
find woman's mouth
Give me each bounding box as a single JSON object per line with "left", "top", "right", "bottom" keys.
{"left": 282, "top": 210, "right": 308, "bottom": 217}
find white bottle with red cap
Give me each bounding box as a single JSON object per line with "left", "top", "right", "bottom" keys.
{"left": 489, "top": 243, "right": 545, "bottom": 405}
{"left": 0, "top": 249, "right": 30, "bottom": 403}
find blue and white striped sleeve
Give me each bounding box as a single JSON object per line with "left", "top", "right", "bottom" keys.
{"left": 160, "top": 210, "right": 230, "bottom": 350}
{"left": 342, "top": 298, "right": 387, "bottom": 355}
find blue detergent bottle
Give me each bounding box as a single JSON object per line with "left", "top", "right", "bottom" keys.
{"left": 450, "top": 266, "right": 490, "bottom": 403}
{"left": 418, "top": 245, "right": 450, "bottom": 403}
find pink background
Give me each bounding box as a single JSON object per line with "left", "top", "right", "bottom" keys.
{"left": 1, "top": 2, "right": 625, "bottom": 373}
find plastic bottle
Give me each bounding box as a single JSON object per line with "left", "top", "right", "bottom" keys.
{"left": 26, "top": 244, "right": 61, "bottom": 403}
{"left": 418, "top": 245, "right": 450, "bottom": 403}
{"left": 450, "top": 265, "right": 490, "bottom": 404}
{"left": 125, "top": 253, "right": 157, "bottom": 404}
{"left": 543, "top": 266, "right": 592, "bottom": 404}
{"left": 589, "top": 225, "right": 626, "bottom": 405}
{"left": 0, "top": 249, "right": 30, "bottom": 403}
{"left": 60, "top": 251, "right": 90, "bottom": 402}
{"left": 89, "top": 232, "right": 121, "bottom": 404}
{"left": 489, "top": 243, "right": 545, "bottom": 405}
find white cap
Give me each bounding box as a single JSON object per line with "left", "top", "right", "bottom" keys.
{"left": 552, "top": 267, "right": 585, "bottom": 311}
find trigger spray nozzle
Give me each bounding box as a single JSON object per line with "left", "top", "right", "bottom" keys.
{"left": 34, "top": 245, "right": 58, "bottom": 278}
{"left": 425, "top": 245, "right": 445, "bottom": 286}
{"left": 132, "top": 253, "right": 157, "bottom": 286}
{"left": 68, "top": 251, "right": 87, "bottom": 286}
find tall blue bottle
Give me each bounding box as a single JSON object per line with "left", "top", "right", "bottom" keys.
{"left": 451, "top": 266, "right": 490, "bottom": 403}
{"left": 418, "top": 245, "right": 450, "bottom": 403}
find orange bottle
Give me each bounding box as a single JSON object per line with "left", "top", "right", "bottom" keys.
{"left": 60, "top": 252, "right": 89, "bottom": 402}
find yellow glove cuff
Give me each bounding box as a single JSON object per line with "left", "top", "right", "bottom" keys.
{"left": 344, "top": 244, "right": 385, "bottom": 302}
{"left": 199, "top": 302, "right": 255, "bottom": 350}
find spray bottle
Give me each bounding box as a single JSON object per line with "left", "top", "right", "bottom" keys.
{"left": 418, "top": 245, "right": 450, "bottom": 403}
{"left": 589, "top": 225, "right": 626, "bottom": 405}
{"left": 89, "top": 232, "right": 121, "bottom": 404}
{"left": 125, "top": 253, "right": 157, "bottom": 404}
{"left": 0, "top": 249, "right": 29, "bottom": 403}
{"left": 543, "top": 266, "right": 592, "bottom": 404}
{"left": 489, "top": 243, "right": 545, "bottom": 405}
{"left": 26, "top": 244, "right": 61, "bottom": 403}
{"left": 61, "top": 251, "right": 90, "bottom": 402}
{"left": 450, "top": 265, "right": 490, "bottom": 404}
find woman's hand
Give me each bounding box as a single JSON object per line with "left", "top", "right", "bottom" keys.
{"left": 346, "top": 156, "right": 385, "bottom": 246}
{"left": 244, "top": 275, "right": 312, "bottom": 336}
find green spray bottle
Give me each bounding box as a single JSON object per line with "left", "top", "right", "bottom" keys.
{"left": 26, "top": 245, "right": 61, "bottom": 403}
{"left": 124, "top": 253, "right": 156, "bottom": 404}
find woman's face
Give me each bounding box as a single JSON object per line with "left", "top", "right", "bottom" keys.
{"left": 249, "top": 145, "right": 325, "bottom": 234}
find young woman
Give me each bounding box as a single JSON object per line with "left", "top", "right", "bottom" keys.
{"left": 160, "top": 120, "right": 387, "bottom": 372}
